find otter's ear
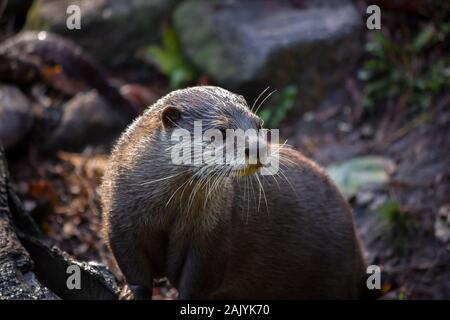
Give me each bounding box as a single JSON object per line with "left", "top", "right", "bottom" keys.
{"left": 161, "top": 106, "right": 181, "bottom": 129}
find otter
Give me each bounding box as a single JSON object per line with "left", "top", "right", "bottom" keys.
{"left": 101, "top": 86, "right": 368, "bottom": 299}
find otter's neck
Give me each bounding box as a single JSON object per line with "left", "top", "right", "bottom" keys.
{"left": 161, "top": 174, "right": 234, "bottom": 233}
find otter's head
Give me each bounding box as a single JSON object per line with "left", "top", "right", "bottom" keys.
{"left": 155, "top": 86, "right": 278, "bottom": 181}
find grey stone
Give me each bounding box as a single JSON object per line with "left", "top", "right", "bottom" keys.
{"left": 435, "top": 205, "right": 450, "bottom": 243}
{"left": 174, "top": 0, "right": 363, "bottom": 110}
{"left": 49, "top": 90, "right": 128, "bottom": 151}
{"left": 0, "top": 85, "right": 33, "bottom": 149}
{"left": 27, "top": 0, "right": 178, "bottom": 67}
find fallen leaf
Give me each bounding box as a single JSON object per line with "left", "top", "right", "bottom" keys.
{"left": 327, "top": 156, "right": 396, "bottom": 195}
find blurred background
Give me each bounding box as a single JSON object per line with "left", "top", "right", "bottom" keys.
{"left": 0, "top": 0, "right": 449, "bottom": 299}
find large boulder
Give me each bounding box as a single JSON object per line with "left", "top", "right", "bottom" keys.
{"left": 27, "top": 0, "right": 178, "bottom": 67}
{"left": 174, "top": 0, "right": 363, "bottom": 110}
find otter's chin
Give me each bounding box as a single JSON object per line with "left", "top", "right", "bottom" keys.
{"left": 234, "top": 164, "right": 261, "bottom": 177}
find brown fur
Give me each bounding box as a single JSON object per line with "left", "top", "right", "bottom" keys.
{"left": 101, "top": 86, "right": 367, "bottom": 299}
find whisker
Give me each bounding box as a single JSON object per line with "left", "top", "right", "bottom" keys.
{"left": 255, "top": 173, "right": 269, "bottom": 215}
{"left": 141, "top": 172, "right": 184, "bottom": 185}
{"left": 251, "top": 86, "right": 270, "bottom": 113}
{"left": 254, "top": 89, "right": 277, "bottom": 114}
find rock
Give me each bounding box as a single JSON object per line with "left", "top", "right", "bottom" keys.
{"left": 27, "top": 0, "right": 178, "bottom": 67}
{"left": 174, "top": 0, "right": 363, "bottom": 109}
{"left": 435, "top": 205, "right": 450, "bottom": 243}
{"left": 0, "top": 148, "right": 58, "bottom": 299}
{"left": 0, "top": 85, "right": 33, "bottom": 149}
{"left": 120, "top": 83, "right": 159, "bottom": 113}
{"left": 0, "top": 148, "right": 120, "bottom": 299}
{"left": 0, "top": 31, "right": 137, "bottom": 118}
{"left": 19, "top": 236, "right": 120, "bottom": 299}
{"left": 0, "top": 0, "right": 34, "bottom": 37}
{"left": 354, "top": 191, "right": 375, "bottom": 207}
{"left": 48, "top": 90, "right": 128, "bottom": 151}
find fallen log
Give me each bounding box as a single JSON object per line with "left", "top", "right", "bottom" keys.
{"left": 0, "top": 147, "right": 120, "bottom": 300}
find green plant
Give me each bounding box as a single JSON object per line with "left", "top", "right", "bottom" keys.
{"left": 24, "top": 0, "right": 50, "bottom": 30}
{"left": 258, "top": 85, "right": 298, "bottom": 128}
{"left": 359, "top": 22, "right": 450, "bottom": 112}
{"left": 379, "top": 201, "right": 418, "bottom": 253}
{"left": 147, "top": 26, "right": 198, "bottom": 89}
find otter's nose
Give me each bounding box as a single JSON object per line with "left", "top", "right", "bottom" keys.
{"left": 246, "top": 136, "right": 267, "bottom": 166}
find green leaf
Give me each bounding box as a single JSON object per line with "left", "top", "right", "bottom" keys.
{"left": 364, "top": 59, "right": 389, "bottom": 72}
{"left": 147, "top": 26, "right": 198, "bottom": 89}
{"left": 327, "top": 156, "right": 395, "bottom": 195}
{"left": 413, "top": 25, "right": 435, "bottom": 52}
{"left": 258, "top": 86, "right": 297, "bottom": 128}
